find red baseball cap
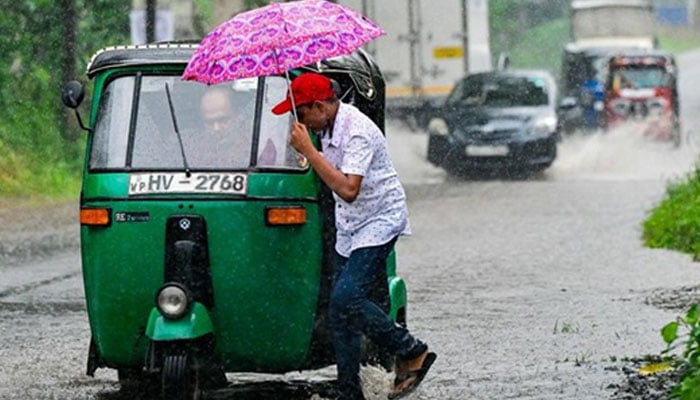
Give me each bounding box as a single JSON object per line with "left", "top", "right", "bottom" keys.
{"left": 272, "top": 73, "right": 335, "bottom": 115}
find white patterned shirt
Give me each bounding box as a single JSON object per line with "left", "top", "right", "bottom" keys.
{"left": 320, "top": 103, "right": 411, "bottom": 257}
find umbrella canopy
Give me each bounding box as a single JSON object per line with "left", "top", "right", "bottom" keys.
{"left": 182, "top": 0, "right": 385, "bottom": 85}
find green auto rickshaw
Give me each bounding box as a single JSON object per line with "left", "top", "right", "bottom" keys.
{"left": 61, "top": 43, "right": 407, "bottom": 399}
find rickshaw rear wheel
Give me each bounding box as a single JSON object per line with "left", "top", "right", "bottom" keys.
{"left": 162, "top": 350, "right": 201, "bottom": 400}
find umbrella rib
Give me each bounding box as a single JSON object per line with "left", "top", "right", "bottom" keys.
{"left": 275, "top": 3, "right": 299, "bottom": 121}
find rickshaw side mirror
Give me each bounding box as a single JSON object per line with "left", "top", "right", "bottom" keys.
{"left": 330, "top": 78, "right": 341, "bottom": 97}
{"left": 62, "top": 80, "right": 85, "bottom": 109}
{"left": 559, "top": 96, "right": 578, "bottom": 110}
{"left": 62, "top": 80, "right": 91, "bottom": 133}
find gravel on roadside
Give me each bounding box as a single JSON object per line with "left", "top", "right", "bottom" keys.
{"left": 609, "top": 285, "right": 700, "bottom": 400}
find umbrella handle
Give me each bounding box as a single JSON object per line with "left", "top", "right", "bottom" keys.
{"left": 284, "top": 70, "right": 308, "bottom": 168}
{"left": 285, "top": 70, "right": 298, "bottom": 122}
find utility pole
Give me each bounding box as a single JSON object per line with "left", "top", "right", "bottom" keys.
{"left": 146, "top": 0, "right": 156, "bottom": 43}
{"left": 462, "top": 0, "right": 468, "bottom": 75}
{"left": 407, "top": 0, "right": 422, "bottom": 96}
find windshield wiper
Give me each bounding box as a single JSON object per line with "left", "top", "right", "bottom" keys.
{"left": 164, "top": 82, "right": 191, "bottom": 176}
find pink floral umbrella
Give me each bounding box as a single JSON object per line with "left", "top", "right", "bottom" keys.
{"left": 181, "top": 0, "right": 385, "bottom": 85}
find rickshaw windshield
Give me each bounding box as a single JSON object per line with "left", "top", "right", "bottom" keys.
{"left": 609, "top": 65, "right": 670, "bottom": 90}
{"left": 90, "top": 74, "right": 302, "bottom": 171}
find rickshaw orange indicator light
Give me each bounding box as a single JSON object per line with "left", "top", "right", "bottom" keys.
{"left": 265, "top": 206, "right": 307, "bottom": 226}
{"left": 80, "top": 208, "right": 111, "bottom": 226}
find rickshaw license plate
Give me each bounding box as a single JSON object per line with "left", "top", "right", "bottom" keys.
{"left": 128, "top": 173, "right": 248, "bottom": 195}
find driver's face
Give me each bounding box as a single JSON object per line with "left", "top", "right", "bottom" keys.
{"left": 201, "top": 90, "right": 234, "bottom": 135}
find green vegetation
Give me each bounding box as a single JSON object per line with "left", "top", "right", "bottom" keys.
{"left": 1, "top": 2, "right": 132, "bottom": 201}
{"left": 499, "top": 18, "right": 570, "bottom": 77}
{"left": 661, "top": 305, "right": 700, "bottom": 399}
{"left": 658, "top": 25, "right": 700, "bottom": 54}
{"left": 643, "top": 165, "right": 700, "bottom": 260}
{"left": 1, "top": 1, "right": 292, "bottom": 204}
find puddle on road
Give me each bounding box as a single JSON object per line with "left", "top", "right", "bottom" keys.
{"left": 549, "top": 124, "right": 699, "bottom": 182}
{"left": 87, "top": 366, "right": 393, "bottom": 400}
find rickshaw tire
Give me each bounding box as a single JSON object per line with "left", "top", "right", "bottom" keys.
{"left": 161, "top": 351, "right": 201, "bottom": 400}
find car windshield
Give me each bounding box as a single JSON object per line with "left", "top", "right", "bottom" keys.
{"left": 89, "top": 75, "right": 301, "bottom": 171}
{"left": 447, "top": 75, "right": 549, "bottom": 108}
{"left": 609, "top": 65, "right": 670, "bottom": 90}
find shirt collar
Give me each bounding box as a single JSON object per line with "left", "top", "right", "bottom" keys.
{"left": 323, "top": 103, "right": 345, "bottom": 148}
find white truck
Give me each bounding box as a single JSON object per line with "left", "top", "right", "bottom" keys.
{"left": 569, "top": 0, "right": 657, "bottom": 50}
{"left": 337, "top": 0, "right": 492, "bottom": 129}
{"left": 559, "top": 0, "right": 658, "bottom": 132}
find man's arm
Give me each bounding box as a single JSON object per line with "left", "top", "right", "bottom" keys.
{"left": 289, "top": 121, "right": 362, "bottom": 203}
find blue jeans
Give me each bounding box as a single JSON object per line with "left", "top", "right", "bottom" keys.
{"left": 330, "top": 238, "right": 427, "bottom": 400}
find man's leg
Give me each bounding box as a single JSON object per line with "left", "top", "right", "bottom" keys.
{"left": 329, "top": 239, "right": 426, "bottom": 400}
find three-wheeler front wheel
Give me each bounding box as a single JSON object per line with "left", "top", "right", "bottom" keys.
{"left": 162, "top": 349, "right": 201, "bottom": 400}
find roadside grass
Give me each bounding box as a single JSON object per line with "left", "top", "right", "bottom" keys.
{"left": 642, "top": 164, "right": 700, "bottom": 260}
{"left": 0, "top": 119, "right": 83, "bottom": 204}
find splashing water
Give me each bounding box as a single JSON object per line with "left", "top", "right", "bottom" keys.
{"left": 307, "top": 366, "right": 395, "bottom": 400}
{"left": 548, "top": 123, "right": 699, "bottom": 182}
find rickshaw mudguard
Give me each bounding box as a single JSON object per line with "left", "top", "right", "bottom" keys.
{"left": 145, "top": 302, "right": 214, "bottom": 341}
{"left": 388, "top": 276, "right": 407, "bottom": 321}
{"left": 385, "top": 251, "right": 407, "bottom": 321}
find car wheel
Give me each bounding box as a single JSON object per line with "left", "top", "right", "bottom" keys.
{"left": 427, "top": 135, "right": 448, "bottom": 166}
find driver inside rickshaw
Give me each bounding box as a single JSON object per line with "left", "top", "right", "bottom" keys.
{"left": 196, "top": 86, "right": 277, "bottom": 167}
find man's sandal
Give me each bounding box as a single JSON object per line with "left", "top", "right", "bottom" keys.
{"left": 388, "top": 352, "right": 437, "bottom": 399}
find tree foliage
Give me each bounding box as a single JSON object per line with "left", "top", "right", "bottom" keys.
{"left": 490, "top": 0, "right": 569, "bottom": 61}
{"left": 0, "top": 0, "right": 130, "bottom": 197}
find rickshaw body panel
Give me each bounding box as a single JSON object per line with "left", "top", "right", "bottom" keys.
{"left": 82, "top": 174, "right": 323, "bottom": 371}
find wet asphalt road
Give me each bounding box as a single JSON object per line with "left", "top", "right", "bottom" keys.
{"left": 3, "top": 50, "right": 700, "bottom": 400}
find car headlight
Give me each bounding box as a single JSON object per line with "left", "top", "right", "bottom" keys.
{"left": 647, "top": 97, "right": 669, "bottom": 116}
{"left": 427, "top": 117, "right": 449, "bottom": 136}
{"left": 156, "top": 284, "right": 190, "bottom": 319}
{"left": 529, "top": 116, "right": 557, "bottom": 136}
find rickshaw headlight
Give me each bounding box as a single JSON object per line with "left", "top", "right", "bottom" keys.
{"left": 647, "top": 97, "right": 669, "bottom": 116}
{"left": 156, "top": 285, "right": 190, "bottom": 319}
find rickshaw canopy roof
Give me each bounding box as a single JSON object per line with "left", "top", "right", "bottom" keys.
{"left": 85, "top": 43, "right": 383, "bottom": 103}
